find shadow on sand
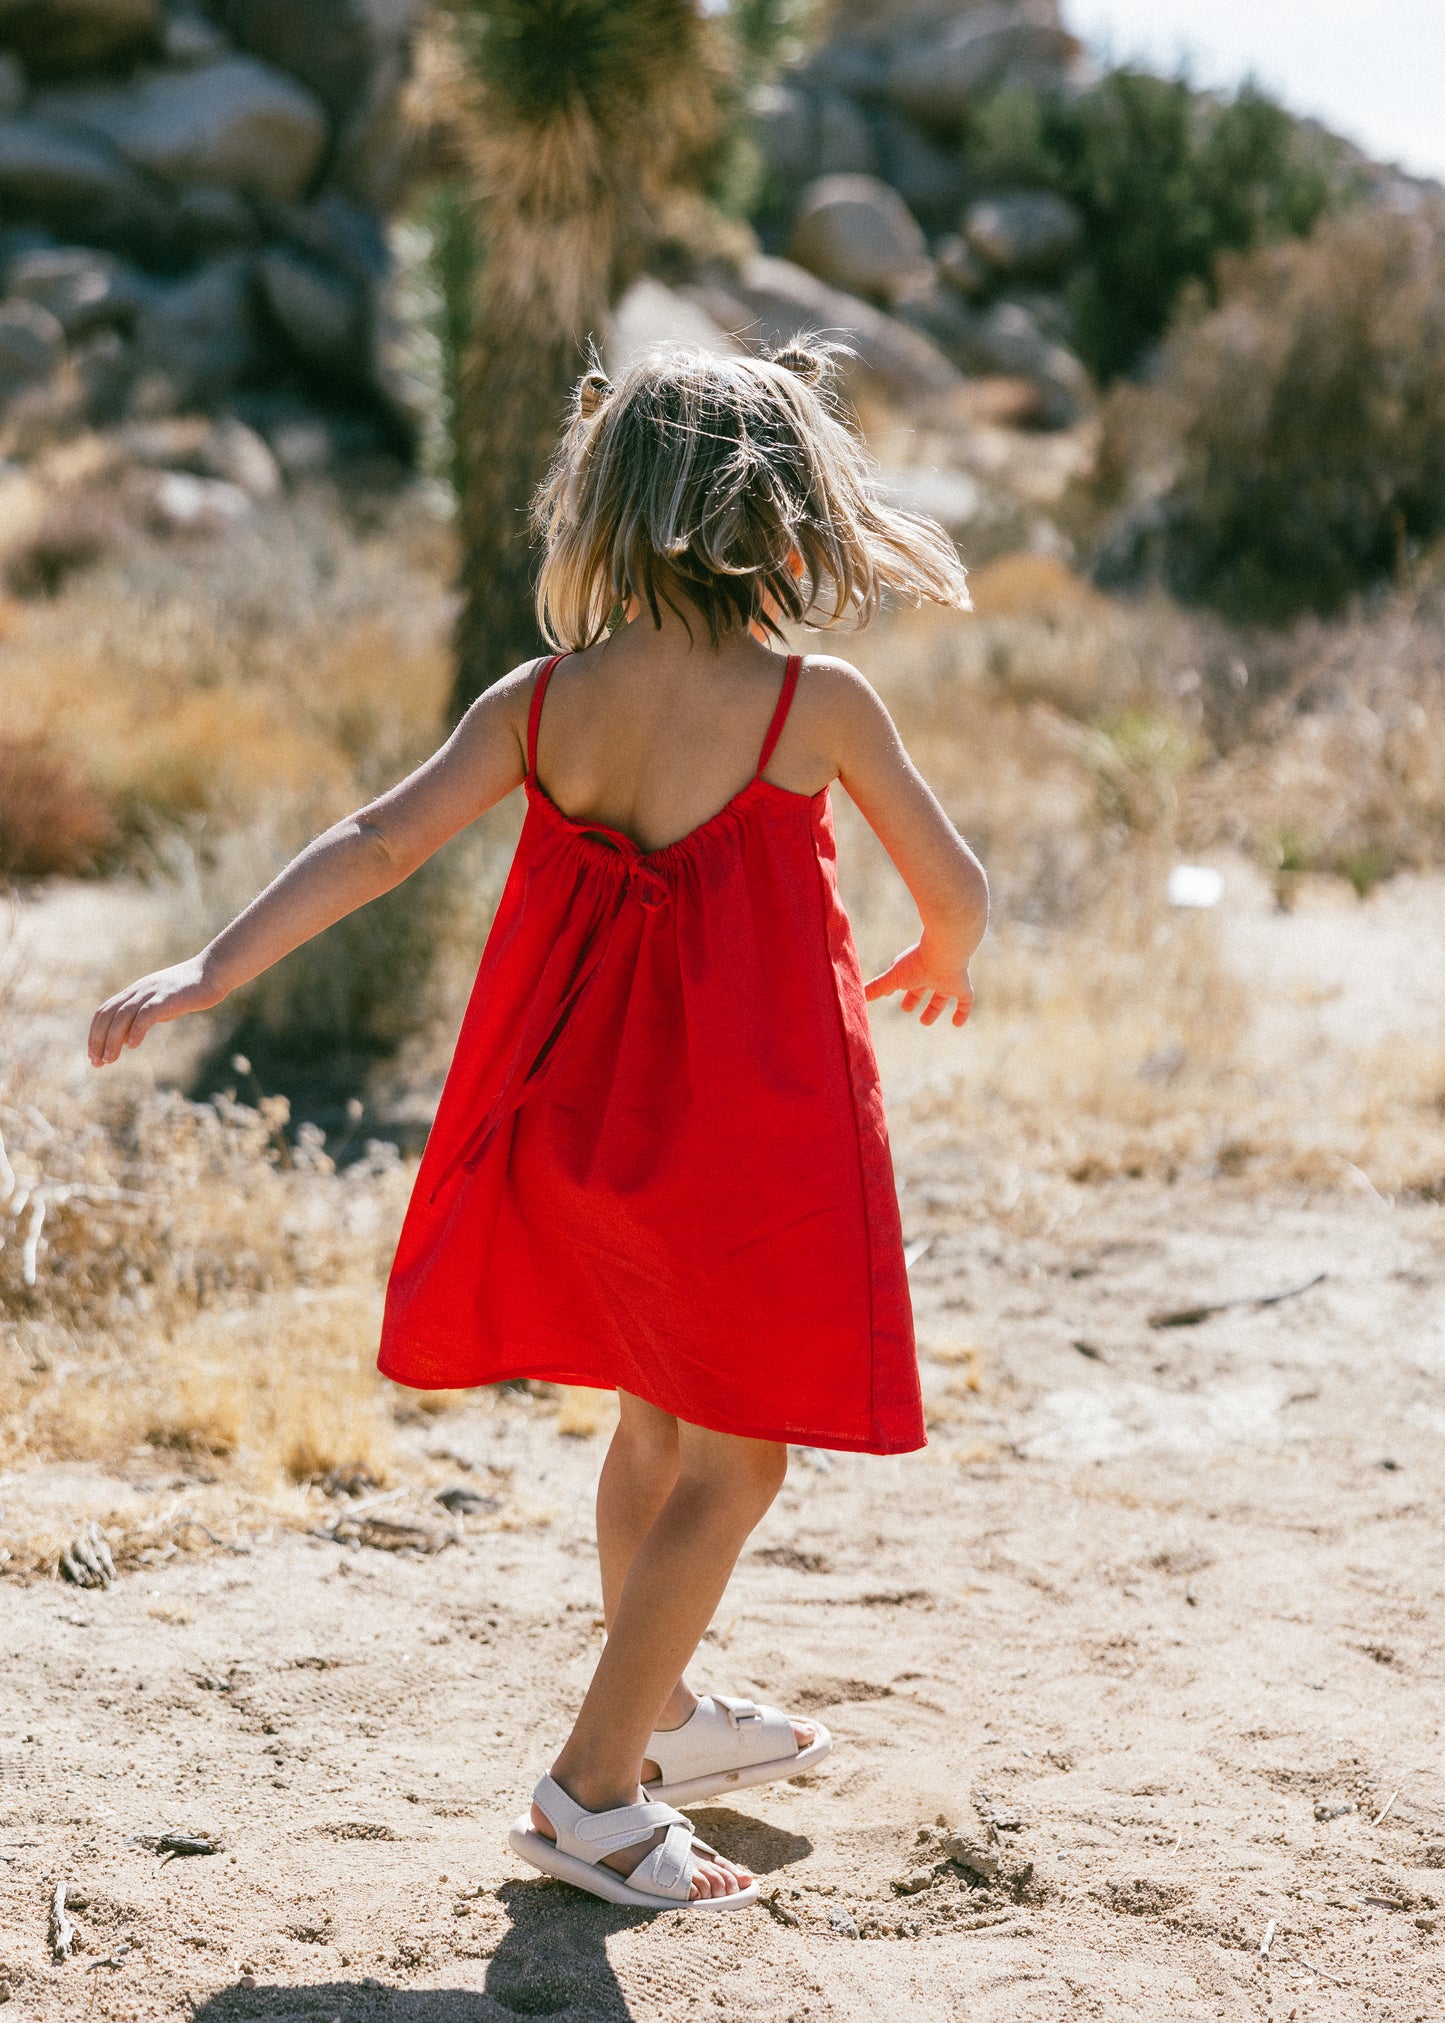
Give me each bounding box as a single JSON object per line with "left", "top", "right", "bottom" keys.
{"left": 189, "top": 1811, "right": 811, "bottom": 2019}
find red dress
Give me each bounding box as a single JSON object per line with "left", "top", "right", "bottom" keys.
{"left": 378, "top": 653, "right": 923, "bottom": 1454}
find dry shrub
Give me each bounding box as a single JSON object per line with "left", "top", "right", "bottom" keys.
{"left": 0, "top": 492, "right": 456, "bottom": 846}
{"left": 1181, "top": 571, "right": 1445, "bottom": 887}
{"left": 1100, "top": 206, "right": 1445, "bottom": 622}
{"left": 1, "top": 490, "right": 127, "bottom": 598}
{"left": 0, "top": 733, "right": 117, "bottom": 876}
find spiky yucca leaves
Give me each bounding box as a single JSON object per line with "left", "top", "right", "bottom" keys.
{"left": 440, "top": 0, "right": 727, "bottom": 716}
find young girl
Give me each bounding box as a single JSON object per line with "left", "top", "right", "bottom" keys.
{"left": 89, "top": 344, "right": 987, "bottom": 1914}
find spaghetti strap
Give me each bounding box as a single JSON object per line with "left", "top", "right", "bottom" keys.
{"left": 756, "top": 655, "right": 801, "bottom": 776}
{"left": 526, "top": 653, "right": 568, "bottom": 779}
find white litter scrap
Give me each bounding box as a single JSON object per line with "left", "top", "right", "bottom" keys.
{"left": 1167, "top": 864, "right": 1224, "bottom": 909}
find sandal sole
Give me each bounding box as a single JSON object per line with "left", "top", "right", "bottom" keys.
{"left": 644, "top": 1725, "right": 833, "bottom": 1807}
{"left": 508, "top": 1819, "right": 761, "bottom": 1912}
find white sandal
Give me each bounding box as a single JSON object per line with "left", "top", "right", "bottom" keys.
{"left": 643, "top": 1694, "right": 833, "bottom": 1806}
{"left": 508, "top": 1772, "right": 760, "bottom": 1912}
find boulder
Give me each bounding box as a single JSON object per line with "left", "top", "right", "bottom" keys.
{"left": 6, "top": 246, "right": 149, "bottom": 337}
{"left": 815, "top": 92, "right": 878, "bottom": 178}
{"left": 873, "top": 111, "right": 966, "bottom": 230}
{"left": 130, "top": 251, "right": 262, "bottom": 409}
{"left": 0, "top": 0, "right": 158, "bottom": 74}
{"left": 0, "top": 297, "right": 63, "bottom": 397}
{"left": 788, "top": 174, "right": 929, "bottom": 303}
{"left": 685, "top": 254, "right": 964, "bottom": 411}
{"left": 160, "top": 9, "right": 232, "bottom": 65}
{"left": 965, "top": 190, "right": 1084, "bottom": 279}
{"left": 259, "top": 243, "right": 363, "bottom": 371}
{"left": 35, "top": 56, "right": 329, "bottom": 204}
{"left": 71, "top": 325, "right": 134, "bottom": 422}
{"left": 751, "top": 82, "right": 817, "bottom": 189}
{"left": 606, "top": 275, "right": 739, "bottom": 376}
{"left": 220, "top": 0, "right": 418, "bottom": 207}
{"left": 0, "top": 116, "right": 168, "bottom": 255}
{"left": 0, "top": 51, "right": 25, "bottom": 113}
{"left": 904, "top": 292, "right": 1089, "bottom": 426}
{"left": 172, "top": 182, "right": 260, "bottom": 256}
{"left": 935, "top": 232, "right": 989, "bottom": 298}
{"left": 885, "top": 4, "right": 1079, "bottom": 129}
{"left": 753, "top": 84, "right": 877, "bottom": 190}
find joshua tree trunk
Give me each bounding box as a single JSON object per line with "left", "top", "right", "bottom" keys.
{"left": 440, "top": 1, "right": 724, "bottom": 718}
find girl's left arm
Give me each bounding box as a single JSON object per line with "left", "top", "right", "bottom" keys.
{"left": 88, "top": 665, "right": 536, "bottom": 1067}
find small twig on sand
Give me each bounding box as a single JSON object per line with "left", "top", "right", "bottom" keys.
{"left": 1149, "top": 1272, "right": 1326, "bottom": 1330}
{"left": 903, "top": 1237, "right": 934, "bottom": 1271}
{"left": 1168, "top": 1830, "right": 1182, "bottom": 1855}
{"left": 762, "top": 1889, "right": 799, "bottom": 1928}
{"left": 1259, "top": 1919, "right": 1276, "bottom": 1959}
{"left": 1279, "top": 1946, "right": 1345, "bottom": 1987}
{"left": 49, "top": 1880, "right": 75, "bottom": 1960}
{"left": 1372, "top": 1785, "right": 1402, "bottom": 1828}
{"left": 86, "top": 1940, "right": 134, "bottom": 1972}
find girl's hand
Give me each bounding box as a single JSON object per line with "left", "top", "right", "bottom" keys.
{"left": 864, "top": 937, "right": 974, "bottom": 1028}
{"left": 88, "top": 956, "right": 222, "bottom": 1067}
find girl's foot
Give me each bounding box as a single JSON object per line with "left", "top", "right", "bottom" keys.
{"left": 642, "top": 1691, "right": 833, "bottom": 1806}
{"left": 645, "top": 1683, "right": 815, "bottom": 1778}
{"left": 524, "top": 1774, "right": 756, "bottom": 1904}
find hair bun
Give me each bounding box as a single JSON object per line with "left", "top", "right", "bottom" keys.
{"left": 576, "top": 369, "right": 613, "bottom": 420}
{"left": 771, "top": 343, "right": 827, "bottom": 386}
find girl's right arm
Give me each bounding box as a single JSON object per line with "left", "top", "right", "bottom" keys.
{"left": 87, "top": 663, "right": 539, "bottom": 1067}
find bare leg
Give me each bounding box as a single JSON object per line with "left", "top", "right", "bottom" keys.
{"left": 534, "top": 1415, "right": 788, "bottom": 1899}
{"left": 595, "top": 1393, "right": 816, "bottom": 1768}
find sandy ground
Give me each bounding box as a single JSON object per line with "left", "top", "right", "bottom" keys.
{"left": 4, "top": 874, "right": 1445, "bottom": 2021}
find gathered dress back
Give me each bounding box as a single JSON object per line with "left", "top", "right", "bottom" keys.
{"left": 378, "top": 651, "right": 923, "bottom": 1454}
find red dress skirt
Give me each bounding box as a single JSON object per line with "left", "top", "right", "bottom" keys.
{"left": 378, "top": 653, "right": 924, "bottom": 1454}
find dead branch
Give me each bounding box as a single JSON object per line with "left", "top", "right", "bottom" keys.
{"left": 1149, "top": 1271, "right": 1326, "bottom": 1329}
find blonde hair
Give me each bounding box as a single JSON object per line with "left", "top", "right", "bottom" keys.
{"left": 532, "top": 342, "right": 970, "bottom": 648}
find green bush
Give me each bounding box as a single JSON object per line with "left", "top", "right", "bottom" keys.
{"left": 965, "top": 70, "right": 1356, "bottom": 381}
{"left": 1102, "top": 208, "right": 1445, "bottom": 624}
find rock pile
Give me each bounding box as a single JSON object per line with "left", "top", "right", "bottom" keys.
{"left": 751, "top": 0, "right": 1095, "bottom": 427}
{"left": 0, "top": 0, "right": 417, "bottom": 469}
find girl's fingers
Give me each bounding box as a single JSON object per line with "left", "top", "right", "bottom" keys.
{"left": 106, "top": 994, "right": 146, "bottom": 1062}
{"left": 864, "top": 965, "right": 907, "bottom": 1001}
{"left": 919, "top": 992, "right": 947, "bottom": 1026}
{"left": 899, "top": 988, "right": 924, "bottom": 1013}
{"left": 951, "top": 999, "right": 971, "bottom": 1027}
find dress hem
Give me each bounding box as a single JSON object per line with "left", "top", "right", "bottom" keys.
{"left": 376, "top": 1347, "right": 927, "bottom": 1457}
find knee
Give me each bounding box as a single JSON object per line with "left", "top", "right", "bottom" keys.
{"left": 680, "top": 1434, "right": 787, "bottom": 1522}
{"left": 612, "top": 1395, "right": 680, "bottom": 1475}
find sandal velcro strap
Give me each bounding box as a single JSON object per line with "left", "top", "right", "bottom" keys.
{"left": 715, "top": 1695, "right": 763, "bottom": 1726}
{"left": 630, "top": 1817, "right": 696, "bottom": 1900}
{"left": 571, "top": 1799, "right": 685, "bottom": 1858}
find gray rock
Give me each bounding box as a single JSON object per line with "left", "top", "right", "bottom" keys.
{"left": 816, "top": 92, "right": 878, "bottom": 177}
{"left": 873, "top": 110, "right": 965, "bottom": 229}
{"left": 0, "top": 51, "right": 25, "bottom": 114}
{"left": 0, "top": 297, "right": 63, "bottom": 395}
{"left": 130, "top": 251, "right": 261, "bottom": 409}
{"left": 161, "top": 9, "right": 232, "bottom": 65}
{"left": 686, "top": 254, "right": 963, "bottom": 411}
{"left": 221, "top": 0, "right": 419, "bottom": 206}
{"left": 753, "top": 84, "right": 877, "bottom": 190}
{"left": 965, "top": 190, "right": 1085, "bottom": 279}
{"left": 794, "top": 39, "right": 888, "bottom": 101}
{"left": 173, "top": 181, "right": 260, "bottom": 255}
{"left": 0, "top": 0, "right": 158, "bottom": 72}
{"left": 752, "top": 82, "right": 817, "bottom": 189}
{"left": 892, "top": 283, "right": 1089, "bottom": 425}
{"left": 886, "top": 4, "right": 1079, "bottom": 128}
{"left": 788, "top": 173, "right": 929, "bottom": 302}
{"left": 35, "top": 56, "right": 329, "bottom": 204}
{"left": 71, "top": 326, "right": 135, "bottom": 422}
{"left": 6, "top": 246, "right": 149, "bottom": 337}
{"left": 259, "top": 243, "right": 363, "bottom": 369}
{"left": 0, "top": 116, "right": 158, "bottom": 247}
{"left": 935, "top": 232, "right": 989, "bottom": 298}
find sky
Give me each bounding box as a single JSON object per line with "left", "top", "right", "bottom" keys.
{"left": 1067, "top": 0, "right": 1445, "bottom": 183}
